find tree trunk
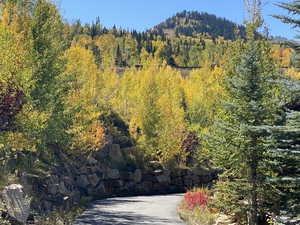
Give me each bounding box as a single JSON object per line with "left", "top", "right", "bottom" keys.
{"left": 248, "top": 156, "right": 258, "bottom": 225}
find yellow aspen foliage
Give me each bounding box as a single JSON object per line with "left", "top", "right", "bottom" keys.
{"left": 63, "top": 46, "right": 105, "bottom": 152}
{"left": 112, "top": 69, "right": 139, "bottom": 120}
{"left": 97, "top": 68, "right": 120, "bottom": 107}
{"left": 123, "top": 34, "right": 139, "bottom": 65}
{"left": 183, "top": 64, "right": 224, "bottom": 131}
{"left": 155, "top": 67, "right": 187, "bottom": 165}
{"left": 272, "top": 45, "right": 294, "bottom": 68}
{"left": 0, "top": 20, "right": 32, "bottom": 94}
{"left": 152, "top": 40, "right": 168, "bottom": 59}
{"left": 64, "top": 45, "right": 100, "bottom": 104}
{"left": 285, "top": 67, "right": 300, "bottom": 80}
{"left": 72, "top": 34, "right": 93, "bottom": 48}
{"left": 96, "top": 34, "right": 118, "bottom": 68}
{"left": 0, "top": 6, "right": 35, "bottom": 151}
{"left": 140, "top": 48, "right": 151, "bottom": 65}
{"left": 107, "top": 62, "right": 189, "bottom": 165}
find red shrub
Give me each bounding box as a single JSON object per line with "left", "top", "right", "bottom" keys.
{"left": 184, "top": 190, "right": 209, "bottom": 210}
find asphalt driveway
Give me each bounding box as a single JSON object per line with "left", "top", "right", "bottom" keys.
{"left": 73, "top": 194, "right": 186, "bottom": 225}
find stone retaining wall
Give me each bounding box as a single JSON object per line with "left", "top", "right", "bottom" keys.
{"left": 4, "top": 142, "right": 218, "bottom": 219}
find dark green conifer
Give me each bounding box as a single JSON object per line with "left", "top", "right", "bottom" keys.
{"left": 211, "top": 21, "right": 284, "bottom": 224}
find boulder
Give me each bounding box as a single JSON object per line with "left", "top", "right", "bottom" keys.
{"left": 148, "top": 161, "right": 163, "bottom": 170}
{"left": 184, "top": 176, "right": 193, "bottom": 188}
{"left": 19, "top": 173, "right": 33, "bottom": 195}
{"left": 109, "top": 144, "right": 124, "bottom": 163}
{"left": 156, "top": 174, "right": 171, "bottom": 184}
{"left": 106, "top": 168, "right": 120, "bottom": 180}
{"left": 132, "top": 169, "right": 142, "bottom": 183}
{"left": 90, "top": 166, "right": 100, "bottom": 173}
{"left": 120, "top": 171, "right": 131, "bottom": 181}
{"left": 58, "top": 181, "right": 69, "bottom": 195}
{"left": 153, "top": 169, "right": 163, "bottom": 175}
{"left": 95, "top": 183, "right": 106, "bottom": 194}
{"left": 79, "top": 166, "right": 89, "bottom": 175}
{"left": 123, "top": 181, "right": 135, "bottom": 192}
{"left": 62, "top": 176, "right": 74, "bottom": 186}
{"left": 143, "top": 172, "right": 156, "bottom": 183}
{"left": 48, "top": 183, "right": 59, "bottom": 195}
{"left": 88, "top": 174, "right": 100, "bottom": 187}
{"left": 45, "top": 174, "right": 59, "bottom": 185}
{"left": 76, "top": 175, "right": 90, "bottom": 188}
{"left": 87, "top": 156, "right": 98, "bottom": 165}
{"left": 95, "top": 145, "right": 110, "bottom": 159}
{"left": 2, "top": 184, "right": 31, "bottom": 224}
{"left": 191, "top": 168, "right": 208, "bottom": 176}
{"left": 138, "top": 181, "right": 153, "bottom": 193}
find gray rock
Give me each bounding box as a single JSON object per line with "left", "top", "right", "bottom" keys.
{"left": 88, "top": 174, "right": 100, "bottom": 187}
{"left": 62, "top": 176, "right": 74, "bottom": 186}
{"left": 79, "top": 166, "right": 89, "bottom": 175}
{"left": 184, "top": 176, "right": 193, "bottom": 187}
{"left": 95, "top": 183, "right": 106, "bottom": 194}
{"left": 46, "top": 174, "right": 59, "bottom": 185}
{"left": 120, "top": 171, "right": 131, "bottom": 180}
{"left": 87, "top": 156, "right": 98, "bottom": 165}
{"left": 109, "top": 144, "right": 124, "bottom": 163}
{"left": 156, "top": 174, "right": 171, "bottom": 184}
{"left": 76, "top": 175, "right": 90, "bottom": 188}
{"left": 123, "top": 181, "right": 135, "bottom": 191}
{"left": 148, "top": 161, "right": 163, "bottom": 170}
{"left": 48, "top": 183, "right": 59, "bottom": 195}
{"left": 19, "top": 173, "right": 33, "bottom": 195}
{"left": 106, "top": 135, "right": 114, "bottom": 145}
{"left": 112, "top": 180, "right": 124, "bottom": 189}
{"left": 153, "top": 169, "right": 163, "bottom": 175}
{"left": 106, "top": 168, "right": 120, "bottom": 179}
{"left": 90, "top": 166, "right": 100, "bottom": 173}
{"left": 58, "top": 181, "right": 69, "bottom": 195}
{"left": 2, "top": 184, "right": 31, "bottom": 224}
{"left": 43, "top": 201, "right": 53, "bottom": 213}
{"left": 138, "top": 181, "right": 153, "bottom": 193}
{"left": 191, "top": 169, "right": 208, "bottom": 176}
{"left": 133, "top": 169, "right": 142, "bottom": 183}
{"left": 95, "top": 145, "right": 110, "bottom": 159}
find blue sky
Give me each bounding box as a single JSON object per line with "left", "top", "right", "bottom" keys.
{"left": 58, "top": 0, "right": 298, "bottom": 40}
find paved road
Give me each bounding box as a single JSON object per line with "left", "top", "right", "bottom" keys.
{"left": 73, "top": 194, "right": 186, "bottom": 225}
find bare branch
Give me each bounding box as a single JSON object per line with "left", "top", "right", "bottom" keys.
{"left": 244, "top": 0, "right": 263, "bottom": 24}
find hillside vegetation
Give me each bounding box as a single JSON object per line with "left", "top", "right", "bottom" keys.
{"left": 0, "top": 0, "right": 299, "bottom": 224}
{"left": 152, "top": 10, "right": 246, "bottom": 40}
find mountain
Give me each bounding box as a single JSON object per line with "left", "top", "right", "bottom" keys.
{"left": 151, "top": 10, "right": 246, "bottom": 40}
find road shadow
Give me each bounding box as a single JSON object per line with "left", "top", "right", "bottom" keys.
{"left": 73, "top": 197, "right": 182, "bottom": 225}
{"left": 74, "top": 209, "right": 171, "bottom": 225}
{"left": 92, "top": 198, "right": 144, "bottom": 206}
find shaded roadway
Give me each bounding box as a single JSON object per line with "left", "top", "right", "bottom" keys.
{"left": 73, "top": 194, "right": 186, "bottom": 225}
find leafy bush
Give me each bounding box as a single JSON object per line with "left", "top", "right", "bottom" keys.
{"left": 178, "top": 188, "right": 217, "bottom": 225}
{"left": 184, "top": 189, "right": 209, "bottom": 210}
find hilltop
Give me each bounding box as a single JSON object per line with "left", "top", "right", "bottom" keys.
{"left": 151, "top": 10, "right": 246, "bottom": 40}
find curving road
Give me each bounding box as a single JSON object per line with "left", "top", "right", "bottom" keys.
{"left": 73, "top": 194, "right": 186, "bottom": 225}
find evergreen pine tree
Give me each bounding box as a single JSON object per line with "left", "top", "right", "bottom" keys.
{"left": 210, "top": 22, "right": 284, "bottom": 224}
{"left": 115, "top": 44, "right": 123, "bottom": 66}
{"left": 267, "top": 81, "right": 300, "bottom": 223}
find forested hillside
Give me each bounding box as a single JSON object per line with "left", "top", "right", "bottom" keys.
{"left": 152, "top": 10, "right": 246, "bottom": 40}
{"left": 67, "top": 11, "right": 250, "bottom": 68}
{"left": 0, "top": 0, "right": 299, "bottom": 224}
